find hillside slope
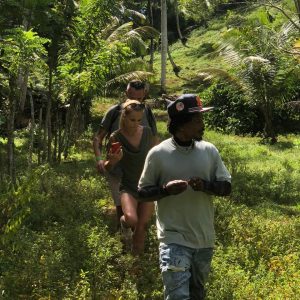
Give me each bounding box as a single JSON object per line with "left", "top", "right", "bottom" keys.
{"left": 149, "top": 0, "right": 297, "bottom": 99}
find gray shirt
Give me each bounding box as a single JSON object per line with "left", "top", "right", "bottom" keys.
{"left": 112, "top": 127, "right": 153, "bottom": 198}
{"left": 101, "top": 103, "right": 157, "bottom": 177}
{"left": 138, "top": 138, "right": 231, "bottom": 249}
{"left": 101, "top": 104, "right": 157, "bottom": 136}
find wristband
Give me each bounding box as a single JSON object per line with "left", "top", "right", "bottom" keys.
{"left": 95, "top": 156, "right": 101, "bottom": 162}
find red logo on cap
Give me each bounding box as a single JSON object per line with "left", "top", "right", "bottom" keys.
{"left": 196, "top": 96, "right": 203, "bottom": 108}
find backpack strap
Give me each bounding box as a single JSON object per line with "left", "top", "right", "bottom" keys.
{"left": 145, "top": 106, "right": 157, "bottom": 135}
{"left": 105, "top": 104, "right": 121, "bottom": 146}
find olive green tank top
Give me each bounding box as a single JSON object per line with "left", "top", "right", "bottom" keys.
{"left": 112, "top": 126, "right": 153, "bottom": 197}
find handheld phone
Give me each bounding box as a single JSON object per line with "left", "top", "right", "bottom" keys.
{"left": 111, "top": 142, "right": 121, "bottom": 153}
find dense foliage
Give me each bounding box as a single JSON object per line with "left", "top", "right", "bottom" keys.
{"left": 1, "top": 121, "right": 299, "bottom": 298}
{"left": 0, "top": 0, "right": 299, "bottom": 298}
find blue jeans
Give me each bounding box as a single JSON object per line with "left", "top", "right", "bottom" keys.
{"left": 159, "top": 243, "right": 213, "bottom": 300}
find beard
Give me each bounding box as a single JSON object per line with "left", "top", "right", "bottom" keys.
{"left": 194, "top": 131, "right": 204, "bottom": 141}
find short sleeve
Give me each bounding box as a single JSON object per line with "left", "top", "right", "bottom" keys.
{"left": 212, "top": 147, "right": 231, "bottom": 182}
{"left": 138, "top": 148, "right": 160, "bottom": 188}
{"left": 100, "top": 105, "right": 120, "bottom": 132}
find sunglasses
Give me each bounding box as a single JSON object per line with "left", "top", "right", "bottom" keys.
{"left": 127, "top": 103, "right": 145, "bottom": 110}
{"left": 129, "top": 81, "right": 145, "bottom": 90}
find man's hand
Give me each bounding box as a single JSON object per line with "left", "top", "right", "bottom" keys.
{"left": 188, "top": 177, "right": 232, "bottom": 196}
{"left": 188, "top": 177, "right": 204, "bottom": 191}
{"left": 165, "top": 180, "right": 188, "bottom": 195}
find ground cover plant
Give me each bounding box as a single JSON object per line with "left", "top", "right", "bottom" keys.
{"left": 1, "top": 1, "right": 299, "bottom": 298}
{"left": 0, "top": 109, "right": 299, "bottom": 298}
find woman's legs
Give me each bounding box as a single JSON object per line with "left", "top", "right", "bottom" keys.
{"left": 120, "top": 192, "right": 138, "bottom": 228}
{"left": 132, "top": 201, "right": 154, "bottom": 255}
{"left": 120, "top": 193, "right": 137, "bottom": 251}
{"left": 120, "top": 192, "right": 154, "bottom": 255}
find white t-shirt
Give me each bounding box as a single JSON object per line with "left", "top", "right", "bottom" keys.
{"left": 139, "top": 138, "right": 231, "bottom": 249}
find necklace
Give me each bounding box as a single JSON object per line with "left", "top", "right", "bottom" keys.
{"left": 171, "top": 137, "right": 195, "bottom": 153}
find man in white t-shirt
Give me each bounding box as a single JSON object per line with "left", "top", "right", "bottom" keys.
{"left": 138, "top": 94, "right": 231, "bottom": 300}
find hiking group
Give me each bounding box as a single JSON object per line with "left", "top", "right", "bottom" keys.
{"left": 93, "top": 80, "right": 232, "bottom": 300}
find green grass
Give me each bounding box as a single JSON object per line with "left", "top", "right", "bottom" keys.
{"left": 1, "top": 124, "right": 299, "bottom": 299}
{"left": 1, "top": 2, "right": 299, "bottom": 298}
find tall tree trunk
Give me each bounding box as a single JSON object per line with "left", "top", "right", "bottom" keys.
{"left": 167, "top": 46, "right": 181, "bottom": 76}
{"left": 148, "top": 0, "right": 155, "bottom": 67}
{"left": 174, "top": 0, "right": 187, "bottom": 46}
{"left": 57, "top": 110, "right": 63, "bottom": 163}
{"left": 205, "top": 0, "right": 212, "bottom": 9}
{"left": 52, "top": 110, "right": 58, "bottom": 163}
{"left": 261, "top": 81, "right": 277, "bottom": 143}
{"left": 18, "top": 8, "right": 31, "bottom": 112}
{"left": 0, "top": 140, "right": 4, "bottom": 183}
{"left": 63, "top": 101, "right": 72, "bottom": 159}
{"left": 38, "top": 108, "right": 43, "bottom": 165}
{"left": 161, "top": 0, "right": 168, "bottom": 94}
{"left": 7, "top": 76, "right": 17, "bottom": 184}
{"left": 18, "top": 68, "right": 29, "bottom": 112}
{"left": 46, "top": 66, "right": 53, "bottom": 163}
{"left": 262, "top": 104, "right": 276, "bottom": 143}
{"left": 28, "top": 89, "right": 35, "bottom": 169}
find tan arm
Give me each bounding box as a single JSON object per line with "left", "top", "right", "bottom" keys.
{"left": 103, "top": 136, "right": 123, "bottom": 172}
{"left": 93, "top": 127, "right": 108, "bottom": 174}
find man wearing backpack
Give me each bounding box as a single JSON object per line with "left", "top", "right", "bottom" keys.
{"left": 93, "top": 80, "right": 158, "bottom": 230}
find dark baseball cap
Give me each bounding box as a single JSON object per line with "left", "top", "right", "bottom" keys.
{"left": 167, "top": 94, "right": 214, "bottom": 118}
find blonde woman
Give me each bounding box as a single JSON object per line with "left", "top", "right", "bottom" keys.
{"left": 104, "top": 100, "right": 157, "bottom": 255}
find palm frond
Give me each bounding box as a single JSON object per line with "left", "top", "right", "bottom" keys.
{"left": 123, "top": 9, "right": 146, "bottom": 23}
{"left": 278, "top": 17, "right": 300, "bottom": 45}
{"left": 109, "top": 58, "right": 151, "bottom": 78}
{"left": 117, "top": 57, "right": 151, "bottom": 73}
{"left": 196, "top": 68, "right": 245, "bottom": 89}
{"left": 105, "top": 71, "right": 154, "bottom": 91}
{"left": 123, "top": 30, "right": 147, "bottom": 55}
{"left": 106, "top": 22, "right": 149, "bottom": 55}
{"left": 242, "top": 55, "right": 276, "bottom": 80}
{"left": 101, "top": 16, "right": 120, "bottom": 40}
{"left": 134, "top": 26, "right": 160, "bottom": 40}
{"left": 215, "top": 42, "right": 243, "bottom": 67}
{"left": 243, "top": 56, "right": 270, "bottom": 64}
{"left": 106, "top": 22, "right": 133, "bottom": 43}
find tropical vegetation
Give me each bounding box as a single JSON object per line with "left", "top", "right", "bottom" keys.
{"left": 0, "top": 0, "right": 299, "bottom": 299}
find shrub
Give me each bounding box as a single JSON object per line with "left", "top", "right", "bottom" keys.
{"left": 203, "top": 82, "right": 263, "bottom": 135}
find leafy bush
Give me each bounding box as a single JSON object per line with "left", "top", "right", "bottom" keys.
{"left": 203, "top": 82, "right": 263, "bottom": 135}
{"left": 0, "top": 111, "right": 299, "bottom": 299}
{"left": 0, "top": 164, "right": 163, "bottom": 299}
{"left": 211, "top": 199, "right": 300, "bottom": 300}
{"left": 225, "top": 11, "right": 247, "bottom": 28}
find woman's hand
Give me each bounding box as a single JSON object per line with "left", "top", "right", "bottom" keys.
{"left": 104, "top": 146, "right": 123, "bottom": 170}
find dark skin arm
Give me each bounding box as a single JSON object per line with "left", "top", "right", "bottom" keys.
{"left": 138, "top": 180, "right": 188, "bottom": 202}
{"left": 138, "top": 179, "right": 231, "bottom": 202}
{"left": 188, "top": 177, "right": 231, "bottom": 196}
